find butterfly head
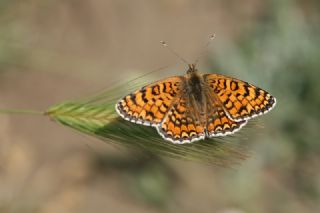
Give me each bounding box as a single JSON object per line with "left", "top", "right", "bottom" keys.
{"left": 187, "top": 64, "right": 197, "bottom": 75}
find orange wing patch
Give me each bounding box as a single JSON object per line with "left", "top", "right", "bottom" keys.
{"left": 157, "top": 96, "right": 205, "bottom": 144}
{"left": 204, "top": 74, "right": 276, "bottom": 122}
{"left": 116, "top": 77, "right": 184, "bottom": 126}
{"left": 206, "top": 100, "right": 247, "bottom": 137}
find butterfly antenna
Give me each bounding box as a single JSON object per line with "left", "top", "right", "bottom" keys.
{"left": 194, "top": 34, "right": 216, "bottom": 66}
{"left": 160, "top": 41, "right": 189, "bottom": 65}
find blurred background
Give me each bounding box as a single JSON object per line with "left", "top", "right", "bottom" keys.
{"left": 0, "top": 0, "right": 320, "bottom": 212}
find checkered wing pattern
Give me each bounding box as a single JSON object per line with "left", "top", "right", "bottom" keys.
{"left": 157, "top": 95, "right": 205, "bottom": 144}
{"left": 204, "top": 74, "right": 276, "bottom": 122}
{"left": 116, "top": 77, "right": 184, "bottom": 126}
{"left": 205, "top": 96, "right": 247, "bottom": 137}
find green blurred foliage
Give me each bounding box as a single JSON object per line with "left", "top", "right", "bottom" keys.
{"left": 210, "top": 0, "right": 320, "bottom": 203}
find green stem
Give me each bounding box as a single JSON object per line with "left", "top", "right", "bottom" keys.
{"left": 0, "top": 109, "right": 44, "bottom": 115}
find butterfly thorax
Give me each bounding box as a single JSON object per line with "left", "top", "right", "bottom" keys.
{"left": 185, "top": 64, "right": 204, "bottom": 101}
{"left": 186, "top": 72, "right": 203, "bottom": 101}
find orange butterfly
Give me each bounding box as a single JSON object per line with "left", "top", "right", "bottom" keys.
{"left": 115, "top": 64, "right": 276, "bottom": 144}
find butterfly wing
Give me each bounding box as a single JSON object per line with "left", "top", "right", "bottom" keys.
{"left": 157, "top": 94, "right": 206, "bottom": 144}
{"left": 116, "top": 76, "right": 184, "bottom": 126}
{"left": 204, "top": 74, "right": 276, "bottom": 122}
{"left": 205, "top": 96, "right": 247, "bottom": 137}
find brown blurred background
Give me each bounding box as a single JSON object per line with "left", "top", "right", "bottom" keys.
{"left": 1, "top": 0, "right": 320, "bottom": 212}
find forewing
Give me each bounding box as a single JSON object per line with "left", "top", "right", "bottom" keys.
{"left": 204, "top": 74, "right": 276, "bottom": 122}
{"left": 206, "top": 97, "right": 247, "bottom": 137}
{"left": 157, "top": 95, "right": 205, "bottom": 144}
{"left": 116, "top": 76, "right": 184, "bottom": 126}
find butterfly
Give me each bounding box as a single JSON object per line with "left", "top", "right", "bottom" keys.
{"left": 115, "top": 64, "right": 276, "bottom": 144}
